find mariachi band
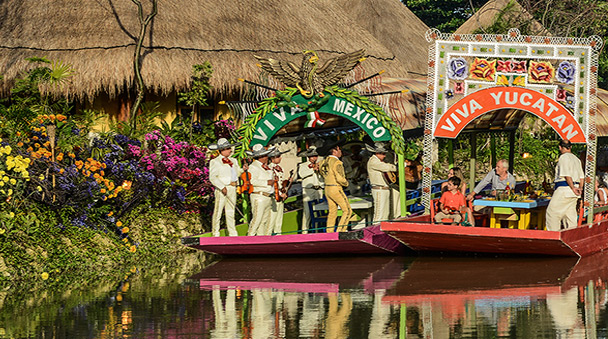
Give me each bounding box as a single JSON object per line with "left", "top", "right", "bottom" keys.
{"left": 208, "top": 137, "right": 404, "bottom": 236}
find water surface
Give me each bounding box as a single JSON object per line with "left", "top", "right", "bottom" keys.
{"left": 2, "top": 253, "right": 608, "bottom": 338}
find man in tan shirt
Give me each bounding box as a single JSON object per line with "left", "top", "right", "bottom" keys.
{"left": 366, "top": 142, "right": 400, "bottom": 222}
{"left": 319, "top": 140, "right": 352, "bottom": 232}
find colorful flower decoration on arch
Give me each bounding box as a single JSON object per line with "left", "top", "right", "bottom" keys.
{"left": 447, "top": 57, "right": 468, "bottom": 80}
{"left": 497, "top": 60, "right": 512, "bottom": 73}
{"left": 512, "top": 60, "right": 527, "bottom": 73}
{"left": 469, "top": 58, "right": 496, "bottom": 81}
{"left": 557, "top": 61, "right": 576, "bottom": 85}
{"left": 529, "top": 60, "right": 555, "bottom": 83}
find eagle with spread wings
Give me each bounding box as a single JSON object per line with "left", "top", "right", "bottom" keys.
{"left": 254, "top": 49, "right": 366, "bottom": 98}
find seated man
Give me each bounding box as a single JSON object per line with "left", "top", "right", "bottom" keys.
{"left": 466, "top": 159, "right": 516, "bottom": 200}
{"left": 435, "top": 177, "right": 471, "bottom": 225}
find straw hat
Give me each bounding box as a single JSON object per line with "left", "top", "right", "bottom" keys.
{"left": 268, "top": 148, "right": 289, "bottom": 158}
{"left": 208, "top": 138, "right": 241, "bottom": 150}
{"left": 365, "top": 142, "right": 391, "bottom": 153}
{"left": 297, "top": 145, "right": 320, "bottom": 157}
{"left": 245, "top": 144, "right": 276, "bottom": 158}
{"left": 317, "top": 139, "right": 346, "bottom": 156}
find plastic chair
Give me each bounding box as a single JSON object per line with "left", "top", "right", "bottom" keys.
{"left": 308, "top": 199, "right": 328, "bottom": 232}
{"left": 430, "top": 198, "right": 473, "bottom": 225}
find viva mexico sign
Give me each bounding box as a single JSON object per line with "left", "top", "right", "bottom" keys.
{"left": 434, "top": 87, "right": 586, "bottom": 143}
{"left": 250, "top": 94, "right": 391, "bottom": 146}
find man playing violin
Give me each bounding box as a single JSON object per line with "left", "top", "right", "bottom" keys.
{"left": 208, "top": 138, "right": 244, "bottom": 237}
{"left": 297, "top": 145, "right": 324, "bottom": 233}
{"left": 246, "top": 144, "right": 277, "bottom": 236}
{"left": 268, "top": 148, "right": 292, "bottom": 235}
{"left": 366, "top": 142, "right": 400, "bottom": 222}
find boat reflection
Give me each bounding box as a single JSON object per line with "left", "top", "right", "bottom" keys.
{"left": 188, "top": 256, "right": 409, "bottom": 338}
{"left": 383, "top": 251, "right": 608, "bottom": 338}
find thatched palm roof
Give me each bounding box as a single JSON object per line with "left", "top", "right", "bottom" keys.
{"left": 0, "top": 0, "right": 427, "bottom": 101}
{"left": 334, "top": 0, "right": 430, "bottom": 77}
{"left": 455, "top": 0, "right": 549, "bottom": 35}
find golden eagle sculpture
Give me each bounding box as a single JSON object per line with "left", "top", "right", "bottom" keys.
{"left": 254, "top": 49, "right": 366, "bottom": 98}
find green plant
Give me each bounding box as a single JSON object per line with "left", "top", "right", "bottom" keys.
{"left": 178, "top": 62, "right": 213, "bottom": 143}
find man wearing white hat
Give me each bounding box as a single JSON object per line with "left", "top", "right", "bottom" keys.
{"left": 366, "top": 142, "right": 401, "bottom": 222}
{"left": 268, "top": 147, "right": 291, "bottom": 235}
{"left": 297, "top": 145, "right": 324, "bottom": 233}
{"left": 208, "top": 138, "right": 243, "bottom": 236}
{"left": 246, "top": 144, "right": 277, "bottom": 236}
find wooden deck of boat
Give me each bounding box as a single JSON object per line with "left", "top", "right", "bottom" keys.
{"left": 381, "top": 215, "right": 608, "bottom": 257}
{"left": 182, "top": 225, "right": 409, "bottom": 256}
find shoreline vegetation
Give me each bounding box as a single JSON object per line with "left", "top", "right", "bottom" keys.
{"left": 0, "top": 59, "right": 221, "bottom": 287}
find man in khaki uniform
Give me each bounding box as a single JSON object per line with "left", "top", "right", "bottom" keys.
{"left": 366, "top": 142, "right": 400, "bottom": 222}
{"left": 319, "top": 140, "right": 352, "bottom": 232}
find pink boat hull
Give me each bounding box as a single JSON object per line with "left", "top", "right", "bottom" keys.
{"left": 182, "top": 225, "right": 409, "bottom": 256}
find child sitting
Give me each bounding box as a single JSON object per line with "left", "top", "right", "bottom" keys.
{"left": 596, "top": 176, "right": 608, "bottom": 206}
{"left": 435, "top": 177, "right": 473, "bottom": 225}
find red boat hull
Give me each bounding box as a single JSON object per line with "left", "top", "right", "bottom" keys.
{"left": 381, "top": 215, "right": 608, "bottom": 257}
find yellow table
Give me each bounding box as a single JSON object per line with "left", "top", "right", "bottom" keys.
{"left": 473, "top": 198, "right": 551, "bottom": 230}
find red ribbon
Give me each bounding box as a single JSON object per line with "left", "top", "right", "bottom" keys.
{"left": 222, "top": 157, "right": 233, "bottom": 166}
{"left": 274, "top": 166, "right": 283, "bottom": 172}
{"left": 262, "top": 164, "right": 271, "bottom": 170}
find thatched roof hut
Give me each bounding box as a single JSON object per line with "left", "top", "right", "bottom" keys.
{"left": 455, "top": 0, "right": 549, "bottom": 35}
{"left": 334, "top": 0, "right": 430, "bottom": 77}
{"left": 0, "top": 0, "right": 427, "bottom": 103}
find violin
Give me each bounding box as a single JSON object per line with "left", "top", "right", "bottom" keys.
{"left": 238, "top": 159, "right": 254, "bottom": 194}
{"left": 274, "top": 172, "right": 281, "bottom": 202}
{"left": 279, "top": 170, "right": 295, "bottom": 202}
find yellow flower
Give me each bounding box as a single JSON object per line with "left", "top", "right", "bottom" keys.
{"left": 41, "top": 272, "right": 49, "bottom": 280}
{"left": 8, "top": 212, "right": 14, "bottom": 218}
{"left": 122, "top": 238, "right": 128, "bottom": 243}
{"left": 108, "top": 211, "right": 114, "bottom": 217}
{"left": 116, "top": 221, "right": 123, "bottom": 227}
{"left": 7, "top": 189, "right": 12, "bottom": 196}
{"left": 129, "top": 245, "right": 137, "bottom": 253}
{"left": 0, "top": 228, "right": 5, "bottom": 235}
{"left": 2, "top": 177, "right": 8, "bottom": 183}
{"left": 37, "top": 186, "right": 42, "bottom": 192}
{"left": 122, "top": 227, "right": 129, "bottom": 234}
{"left": 9, "top": 179, "right": 16, "bottom": 185}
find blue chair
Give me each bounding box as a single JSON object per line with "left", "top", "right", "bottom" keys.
{"left": 307, "top": 198, "right": 328, "bottom": 232}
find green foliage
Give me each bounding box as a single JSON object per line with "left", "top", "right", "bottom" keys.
{"left": 403, "top": 0, "right": 486, "bottom": 33}
{"left": 107, "top": 101, "right": 165, "bottom": 139}
{"left": 178, "top": 62, "right": 213, "bottom": 142}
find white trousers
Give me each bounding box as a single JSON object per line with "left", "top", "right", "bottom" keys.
{"left": 248, "top": 193, "right": 272, "bottom": 236}
{"left": 268, "top": 200, "right": 284, "bottom": 235}
{"left": 391, "top": 188, "right": 402, "bottom": 219}
{"left": 372, "top": 188, "right": 391, "bottom": 222}
{"left": 545, "top": 186, "right": 579, "bottom": 231}
{"left": 212, "top": 186, "right": 238, "bottom": 236}
{"left": 211, "top": 288, "right": 237, "bottom": 339}
{"left": 301, "top": 187, "right": 323, "bottom": 232}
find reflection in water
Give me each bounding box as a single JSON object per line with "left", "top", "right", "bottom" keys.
{"left": 3, "top": 253, "right": 608, "bottom": 338}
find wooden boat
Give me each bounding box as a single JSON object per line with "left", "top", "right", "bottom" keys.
{"left": 380, "top": 213, "right": 608, "bottom": 257}
{"left": 188, "top": 256, "right": 407, "bottom": 293}
{"left": 182, "top": 224, "right": 409, "bottom": 256}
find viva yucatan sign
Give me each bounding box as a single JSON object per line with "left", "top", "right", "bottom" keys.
{"left": 233, "top": 50, "right": 405, "bottom": 158}
{"left": 426, "top": 28, "right": 603, "bottom": 144}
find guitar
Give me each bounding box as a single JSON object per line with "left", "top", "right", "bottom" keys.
{"left": 383, "top": 171, "right": 399, "bottom": 189}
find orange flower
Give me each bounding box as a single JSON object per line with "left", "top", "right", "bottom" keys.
{"left": 59, "top": 168, "right": 65, "bottom": 174}
{"left": 75, "top": 160, "right": 83, "bottom": 169}
{"left": 529, "top": 60, "right": 555, "bottom": 83}
{"left": 32, "top": 136, "right": 39, "bottom": 141}
{"left": 17, "top": 142, "right": 23, "bottom": 147}
{"left": 56, "top": 153, "right": 63, "bottom": 161}
{"left": 469, "top": 58, "right": 497, "bottom": 81}
{"left": 116, "top": 220, "right": 123, "bottom": 227}
{"left": 56, "top": 114, "right": 66, "bottom": 122}
{"left": 122, "top": 227, "right": 129, "bottom": 234}
{"left": 108, "top": 211, "right": 114, "bottom": 217}
{"left": 121, "top": 180, "right": 132, "bottom": 190}
{"left": 100, "top": 188, "right": 106, "bottom": 193}
{"left": 129, "top": 245, "right": 137, "bottom": 253}
{"left": 69, "top": 153, "right": 75, "bottom": 158}
{"left": 49, "top": 114, "right": 55, "bottom": 120}
{"left": 16, "top": 132, "right": 21, "bottom": 136}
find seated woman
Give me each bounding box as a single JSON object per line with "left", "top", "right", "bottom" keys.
{"left": 441, "top": 167, "right": 467, "bottom": 195}
{"left": 596, "top": 176, "right": 608, "bottom": 206}
{"left": 435, "top": 177, "right": 474, "bottom": 226}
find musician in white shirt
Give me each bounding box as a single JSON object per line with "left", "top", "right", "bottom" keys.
{"left": 297, "top": 146, "right": 324, "bottom": 233}
{"left": 208, "top": 138, "right": 244, "bottom": 237}
{"left": 268, "top": 148, "right": 291, "bottom": 235}
{"left": 246, "top": 144, "right": 277, "bottom": 236}
{"left": 366, "top": 142, "right": 400, "bottom": 222}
